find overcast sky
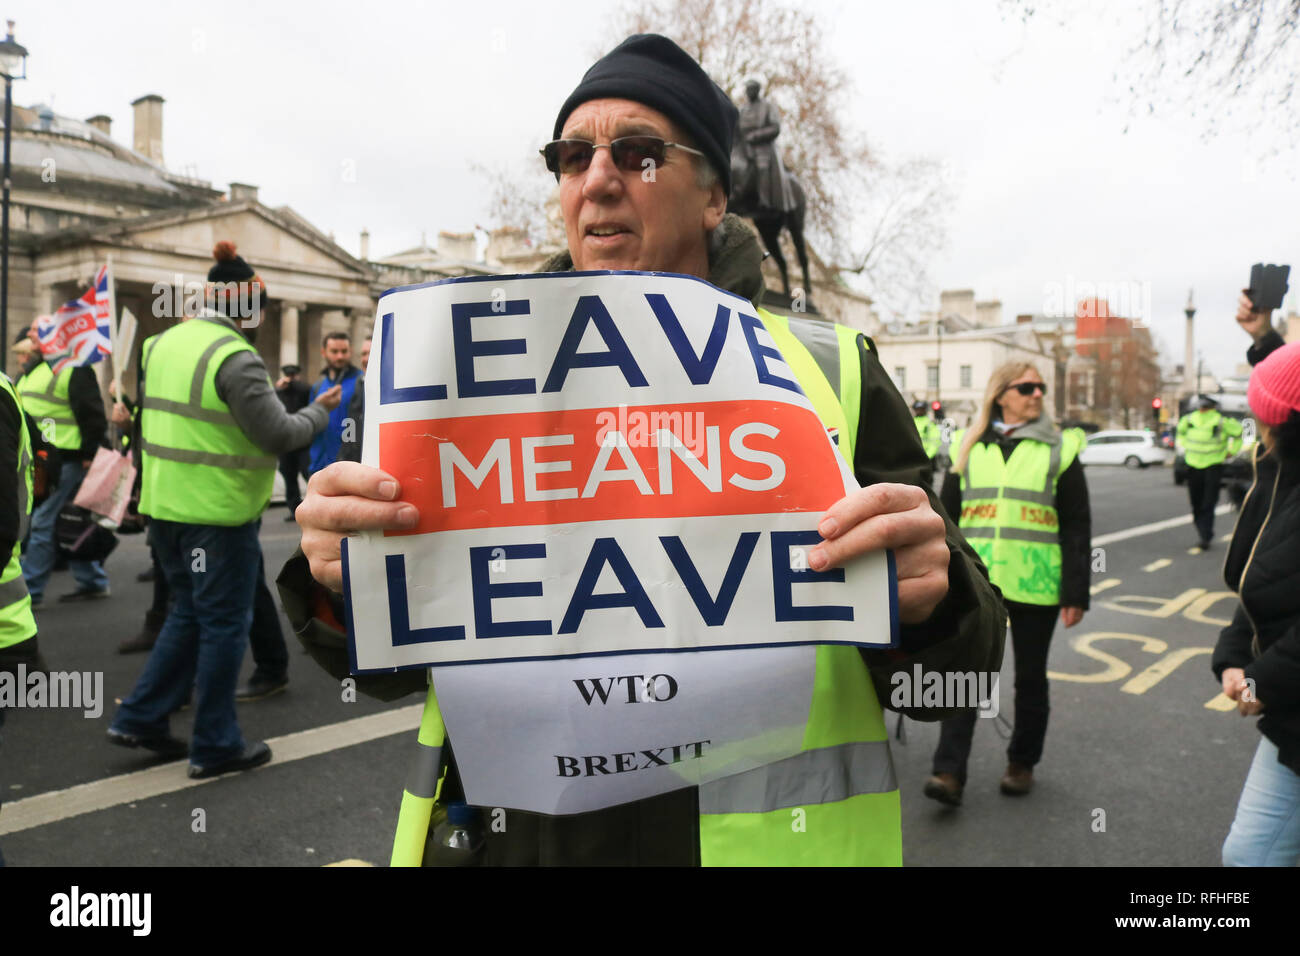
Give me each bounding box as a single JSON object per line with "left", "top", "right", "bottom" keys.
{"left": 12, "top": 0, "right": 1298, "bottom": 377}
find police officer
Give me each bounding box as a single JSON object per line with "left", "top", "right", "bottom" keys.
{"left": 924, "top": 361, "right": 1091, "bottom": 805}
{"left": 1176, "top": 395, "right": 1242, "bottom": 552}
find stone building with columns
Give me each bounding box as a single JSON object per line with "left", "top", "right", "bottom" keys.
{"left": 5, "top": 94, "right": 375, "bottom": 390}
{"left": 8, "top": 88, "right": 881, "bottom": 399}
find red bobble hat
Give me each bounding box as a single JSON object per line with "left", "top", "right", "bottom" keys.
{"left": 1248, "top": 341, "right": 1300, "bottom": 426}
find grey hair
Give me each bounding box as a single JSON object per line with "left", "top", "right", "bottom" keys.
{"left": 695, "top": 156, "right": 720, "bottom": 191}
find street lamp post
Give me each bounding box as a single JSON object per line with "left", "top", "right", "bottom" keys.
{"left": 0, "top": 21, "right": 28, "bottom": 362}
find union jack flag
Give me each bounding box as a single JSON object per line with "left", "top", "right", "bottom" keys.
{"left": 36, "top": 264, "right": 114, "bottom": 374}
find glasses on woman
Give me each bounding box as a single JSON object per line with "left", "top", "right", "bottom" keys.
{"left": 540, "top": 136, "right": 705, "bottom": 179}
{"left": 1006, "top": 382, "right": 1047, "bottom": 397}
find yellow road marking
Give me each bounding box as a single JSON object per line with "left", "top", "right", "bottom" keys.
{"left": 1142, "top": 558, "right": 1172, "bottom": 572}
{"left": 325, "top": 859, "right": 376, "bottom": 867}
{"left": 1121, "top": 647, "right": 1212, "bottom": 694}
{"left": 1205, "top": 693, "right": 1238, "bottom": 711}
{"left": 1090, "top": 578, "right": 1121, "bottom": 595}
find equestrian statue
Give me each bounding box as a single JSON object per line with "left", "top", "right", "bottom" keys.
{"left": 729, "top": 79, "right": 813, "bottom": 311}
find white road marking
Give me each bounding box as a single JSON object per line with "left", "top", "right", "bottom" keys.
{"left": 1090, "top": 578, "right": 1121, "bottom": 595}
{"left": 1142, "top": 558, "right": 1172, "bottom": 572}
{"left": 0, "top": 703, "right": 423, "bottom": 837}
{"left": 1092, "top": 504, "right": 1232, "bottom": 547}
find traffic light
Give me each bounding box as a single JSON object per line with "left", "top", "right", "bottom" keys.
{"left": 1151, "top": 397, "right": 1162, "bottom": 424}
{"left": 931, "top": 401, "right": 943, "bottom": 417}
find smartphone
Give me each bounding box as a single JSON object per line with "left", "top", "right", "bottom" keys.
{"left": 1247, "top": 263, "right": 1290, "bottom": 312}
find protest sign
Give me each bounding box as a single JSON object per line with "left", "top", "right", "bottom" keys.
{"left": 341, "top": 271, "right": 898, "bottom": 813}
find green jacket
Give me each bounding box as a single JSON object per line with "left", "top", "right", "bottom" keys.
{"left": 277, "top": 213, "right": 1006, "bottom": 864}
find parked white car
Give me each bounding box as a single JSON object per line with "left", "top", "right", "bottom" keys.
{"left": 1078, "top": 430, "right": 1171, "bottom": 469}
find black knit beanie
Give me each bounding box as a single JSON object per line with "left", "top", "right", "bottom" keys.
{"left": 553, "top": 34, "right": 738, "bottom": 193}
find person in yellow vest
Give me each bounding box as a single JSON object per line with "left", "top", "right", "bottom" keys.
{"left": 1176, "top": 394, "right": 1243, "bottom": 552}
{"left": 17, "top": 319, "right": 110, "bottom": 605}
{"left": 0, "top": 364, "right": 40, "bottom": 867}
{"left": 276, "top": 34, "right": 1006, "bottom": 865}
{"left": 107, "top": 254, "right": 341, "bottom": 777}
{"left": 923, "top": 362, "right": 1091, "bottom": 805}
{"left": 912, "top": 400, "right": 941, "bottom": 462}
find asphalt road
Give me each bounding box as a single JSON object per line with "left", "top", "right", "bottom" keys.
{"left": 0, "top": 462, "right": 1261, "bottom": 866}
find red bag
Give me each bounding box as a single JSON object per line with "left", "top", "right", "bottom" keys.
{"left": 72, "top": 447, "right": 138, "bottom": 528}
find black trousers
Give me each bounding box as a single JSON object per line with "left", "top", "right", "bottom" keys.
{"left": 279, "top": 447, "right": 311, "bottom": 514}
{"left": 932, "top": 600, "right": 1060, "bottom": 782}
{"left": 1186, "top": 464, "right": 1223, "bottom": 545}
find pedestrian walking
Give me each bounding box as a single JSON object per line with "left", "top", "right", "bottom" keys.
{"left": 107, "top": 243, "right": 340, "bottom": 777}
{"left": 1214, "top": 293, "right": 1300, "bottom": 866}
{"left": 924, "top": 361, "right": 1090, "bottom": 805}
{"left": 17, "top": 319, "right": 111, "bottom": 605}
{"left": 1176, "top": 394, "right": 1242, "bottom": 552}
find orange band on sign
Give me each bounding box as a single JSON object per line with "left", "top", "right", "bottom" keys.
{"left": 380, "top": 400, "right": 843, "bottom": 535}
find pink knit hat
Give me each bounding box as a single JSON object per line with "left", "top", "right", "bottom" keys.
{"left": 1248, "top": 342, "right": 1300, "bottom": 426}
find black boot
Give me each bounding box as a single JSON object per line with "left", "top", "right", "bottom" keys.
{"left": 118, "top": 609, "right": 166, "bottom": 654}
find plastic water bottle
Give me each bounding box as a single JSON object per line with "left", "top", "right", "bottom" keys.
{"left": 424, "top": 801, "right": 484, "bottom": 866}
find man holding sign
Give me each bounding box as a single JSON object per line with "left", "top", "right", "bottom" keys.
{"left": 279, "top": 34, "right": 1005, "bottom": 865}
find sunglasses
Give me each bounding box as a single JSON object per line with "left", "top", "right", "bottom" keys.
{"left": 540, "top": 136, "right": 706, "bottom": 178}
{"left": 1006, "top": 382, "right": 1047, "bottom": 397}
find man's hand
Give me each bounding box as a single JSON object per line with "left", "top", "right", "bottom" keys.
{"left": 1061, "top": 606, "right": 1084, "bottom": 628}
{"left": 275, "top": 375, "right": 290, "bottom": 390}
{"left": 810, "top": 483, "right": 949, "bottom": 625}
{"left": 110, "top": 402, "right": 130, "bottom": 426}
{"left": 1236, "top": 290, "right": 1274, "bottom": 343}
{"left": 314, "top": 384, "right": 343, "bottom": 411}
{"left": 295, "top": 461, "right": 419, "bottom": 592}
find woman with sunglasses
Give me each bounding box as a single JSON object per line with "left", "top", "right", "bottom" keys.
{"left": 923, "top": 362, "right": 1092, "bottom": 806}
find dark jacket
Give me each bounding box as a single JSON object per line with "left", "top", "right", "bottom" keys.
{"left": 276, "top": 377, "right": 312, "bottom": 416}
{"left": 1211, "top": 328, "right": 1300, "bottom": 774}
{"left": 940, "top": 417, "right": 1092, "bottom": 609}
{"left": 277, "top": 213, "right": 1007, "bottom": 864}
{"left": 336, "top": 375, "right": 364, "bottom": 463}
{"left": 67, "top": 366, "right": 108, "bottom": 464}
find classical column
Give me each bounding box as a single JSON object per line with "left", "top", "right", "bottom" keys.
{"left": 349, "top": 309, "right": 372, "bottom": 357}
{"left": 280, "top": 301, "right": 302, "bottom": 371}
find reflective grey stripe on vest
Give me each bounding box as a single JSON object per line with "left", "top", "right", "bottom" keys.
{"left": 189, "top": 324, "right": 247, "bottom": 406}
{"left": 404, "top": 741, "right": 443, "bottom": 800}
{"left": 140, "top": 439, "right": 275, "bottom": 471}
{"left": 0, "top": 573, "right": 30, "bottom": 606}
{"left": 16, "top": 446, "right": 30, "bottom": 542}
{"left": 962, "top": 485, "right": 1055, "bottom": 506}
{"left": 698, "top": 740, "right": 896, "bottom": 814}
{"left": 141, "top": 395, "right": 239, "bottom": 426}
{"left": 1045, "top": 442, "right": 1063, "bottom": 489}
{"left": 784, "top": 316, "right": 841, "bottom": 399}
{"left": 962, "top": 526, "right": 1059, "bottom": 543}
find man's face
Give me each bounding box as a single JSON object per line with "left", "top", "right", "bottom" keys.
{"left": 999, "top": 371, "right": 1045, "bottom": 424}
{"left": 360, "top": 338, "right": 371, "bottom": 372}
{"left": 559, "top": 98, "right": 726, "bottom": 278}
{"left": 745, "top": 81, "right": 760, "bottom": 102}
{"left": 322, "top": 338, "right": 351, "bottom": 370}
{"left": 27, "top": 319, "right": 40, "bottom": 348}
